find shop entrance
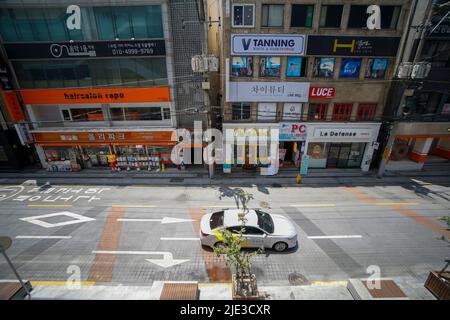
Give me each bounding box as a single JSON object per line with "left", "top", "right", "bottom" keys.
{"left": 326, "top": 143, "right": 365, "bottom": 168}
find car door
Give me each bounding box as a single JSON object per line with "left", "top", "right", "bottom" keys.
{"left": 241, "top": 226, "right": 266, "bottom": 248}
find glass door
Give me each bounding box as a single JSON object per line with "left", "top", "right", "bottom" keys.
{"left": 337, "top": 143, "right": 351, "bottom": 168}
{"left": 327, "top": 144, "right": 340, "bottom": 168}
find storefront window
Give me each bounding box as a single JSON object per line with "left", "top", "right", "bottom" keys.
{"left": 286, "top": 57, "right": 306, "bottom": 77}
{"left": 365, "top": 58, "right": 388, "bottom": 79}
{"left": 307, "top": 142, "right": 328, "bottom": 168}
{"left": 110, "top": 107, "right": 167, "bottom": 121}
{"left": 313, "top": 58, "right": 335, "bottom": 78}
{"left": 260, "top": 57, "right": 281, "bottom": 77}
{"left": 232, "top": 57, "right": 253, "bottom": 77}
{"left": 68, "top": 108, "right": 104, "bottom": 121}
{"left": 332, "top": 103, "right": 353, "bottom": 121}
{"left": 347, "top": 143, "right": 365, "bottom": 167}
{"left": 308, "top": 103, "right": 329, "bottom": 121}
{"left": 339, "top": 59, "right": 362, "bottom": 78}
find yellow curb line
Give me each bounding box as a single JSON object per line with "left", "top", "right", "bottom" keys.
{"left": 375, "top": 202, "right": 418, "bottom": 206}
{"left": 31, "top": 281, "right": 96, "bottom": 286}
{"left": 198, "top": 282, "right": 232, "bottom": 287}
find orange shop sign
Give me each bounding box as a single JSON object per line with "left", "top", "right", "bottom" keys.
{"left": 34, "top": 131, "right": 175, "bottom": 146}
{"left": 1, "top": 90, "right": 25, "bottom": 121}
{"left": 20, "top": 87, "right": 171, "bottom": 105}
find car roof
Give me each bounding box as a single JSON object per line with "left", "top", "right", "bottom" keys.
{"left": 223, "top": 209, "right": 258, "bottom": 227}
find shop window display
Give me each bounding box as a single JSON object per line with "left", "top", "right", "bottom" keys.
{"left": 307, "top": 142, "right": 328, "bottom": 168}
{"left": 114, "top": 146, "right": 170, "bottom": 171}
{"left": 44, "top": 147, "right": 82, "bottom": 172}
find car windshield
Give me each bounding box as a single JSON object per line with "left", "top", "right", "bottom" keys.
{"left": 256, "top": 210, "right": 274, "bottom": 234}
{"left": 209, "top": 211, "right": 224, "bottom": 229}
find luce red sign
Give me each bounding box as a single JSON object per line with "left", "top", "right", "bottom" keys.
{"left": 309, "top": 87, "right": 335, "bottom": 99}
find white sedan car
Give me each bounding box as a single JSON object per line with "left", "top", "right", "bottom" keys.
{"left": 200, "top": 209, "right": 297, "bottom": 252}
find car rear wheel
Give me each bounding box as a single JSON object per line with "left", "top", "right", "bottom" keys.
{"left": 273, "top": 242, "right": 288, "bottom": 252}
{"left": 214, "top": 241, "right": 226, "bottom": 249}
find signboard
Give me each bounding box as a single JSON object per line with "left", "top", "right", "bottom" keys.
{"left": 309, "top": 87, "right": 334, "bottom": 99}
{"left": 428, "top": 15, "right": 450, "bottom": 38}
{"left": 312, "top": 128, "right": 374, "bottom": 140}
{"left": 228, "top": 82, "right": 310, "bottom": 102}
{"left": 14, "top": 123, "right": 34, "bottom": 145}
{"left": 231, "top": 34, "right": 306, "bottom": 56}
{"left": 5, "top": 40, "right": 166, "bottom": 60}
{"left": 283, "top": 103, "right": 302, "bottom": 120}
{"left": 33, "top": 131, "right": 176, "bottom": 145}
{"left": 1, "top": 91, "right": 25, "bottom": 121}
{"left": 279, "top": 123, "right": 307, "bottom": 141}
{"left": 0, "top": 62, "right": 14, "bottom": 90}
{"left": 306, "top": 36, "right": 400, "bottom": 57}
{"left": 20, "top": 87, "right": 171, "bottom": 104}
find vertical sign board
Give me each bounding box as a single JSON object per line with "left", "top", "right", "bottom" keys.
{"left": 1, "top": 91, "right": 25, "bottom": 121}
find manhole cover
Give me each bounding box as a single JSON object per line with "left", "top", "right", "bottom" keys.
{"left": 260, "top": 201, "right": 269, "bottom": 208}
{"left": 288, "top": 272, "right": 309, "bottom": 286}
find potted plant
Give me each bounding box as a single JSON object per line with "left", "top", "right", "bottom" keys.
{"left": 213, "top": 189, "right": 263, "bottom": 300}
{"left": 424, "top": 215, "right": 450, "bottom": 300}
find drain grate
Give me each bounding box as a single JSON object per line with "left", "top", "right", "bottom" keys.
{"left": 288, "top": 272, "right": 309, "bottom": 286}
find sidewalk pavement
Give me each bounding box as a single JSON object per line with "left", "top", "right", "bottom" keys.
{"left": 0, "top": 165, "right": 450, "bottom": 186}
{"left": 20, "top": 275, "right": 436, "bottom": 300}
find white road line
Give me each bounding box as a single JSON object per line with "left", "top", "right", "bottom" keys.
{"left": 308, "top": 235, "right": 362, "bottom": 239}
{"left": 16, "top": 235, "right": 72, "bottom": 239}
{"left": 160, "top": 237, "right": 200, "bottom": 241}
{"left": 112, "top": 205, "right": 157, "bottom": 208}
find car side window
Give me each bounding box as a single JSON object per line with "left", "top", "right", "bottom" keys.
{"left": 226, "top": 226, "right": 241, "bottom": 234}
{"left": 243, "top": 226, "right": 265, "bottom": 235}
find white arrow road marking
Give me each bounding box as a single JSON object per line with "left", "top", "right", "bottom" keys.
{"left": 117, "top": 217, "right": 195, "bottom": 224}
{"left": 92, "top": 250, "right": 189, "bottom": 268}
{"left": 308, "top": 235, "right": 362, "bottom": 239}
{"left": 21, "top": 211, "right": 95, "bottom": 228}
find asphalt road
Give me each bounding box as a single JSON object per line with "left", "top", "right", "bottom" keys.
{"left": 0, "top": 179, "right": 449, "bottom": 287}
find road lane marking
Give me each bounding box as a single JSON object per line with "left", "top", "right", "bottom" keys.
{"left": 31, "top": 281, "right": 95, "bottom": 286}
{"left": 289, "top": 204, "right": 336, "bottom": 207}
{"left": 160, "top": 237, "right": 200, "bottom": 241}
{"left": 16, "top": 235, "right": 72, "bottom": 239}
{"left": 28, "top": 204, "right": 73, "bottom": 207}
{"left": 308, "top": 235, "right": 362, "bottom": 239}
{"left": 21, "top": 211, "right": 95, "bottom": 228}
{"left": 118, "top": 217, "right": 195, "bottom": 224}
{"left": 375, "top": 202, "right": 418, "bottom": 206}
{"left": 112, "top": 204, "right": 157, "bottom": 208}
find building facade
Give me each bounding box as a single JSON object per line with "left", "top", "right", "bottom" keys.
{"left": 377, "top": 0, "right": 450, "bottom": 174}
{"left": 0, "top": 0, "right": 207, "bottom": 172}
{"left": 214, "top": 0, "right": 412, "bottom": 175}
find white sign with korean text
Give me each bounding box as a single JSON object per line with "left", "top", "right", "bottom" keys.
{"left": 231, "top": 34, "right": 306, "bottom": 55}
{"left": 228, "top": 82, "right": 310, "bottom": 102}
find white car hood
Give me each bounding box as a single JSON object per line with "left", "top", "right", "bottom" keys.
{"left": 271, "top": 214, "right": 297, "bottom": 237}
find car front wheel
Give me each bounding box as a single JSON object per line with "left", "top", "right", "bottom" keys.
{"left": 273, "top": 241, "right": 288, "bottom": 252}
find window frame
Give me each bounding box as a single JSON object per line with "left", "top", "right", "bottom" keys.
{"left": 290, "top": 4, "right": 315, "bottom": 28}
{"left": 332, "top": 103, "right": 353, "bottom": 121}
{"left": 308, "top": 103, "right": 329, "bottom": 121}
{"left": 231, "top": 3, "right": 256, "bottom": 28}
{"left": 356, "top": 103, "right": 377, "bottom": 121}
{"left": 319, "top": 4, "right": 343, "bottom": 28}
{"left": 261, "top": 4, "right": 284, "bottom": 28}
{"left": 231, "top": 103, "right": 252, "bottom": 121}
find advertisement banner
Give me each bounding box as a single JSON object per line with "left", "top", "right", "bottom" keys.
{"left": 1, "top": 91, "right": 25, "bottom": 121}
{"left": 306, "top": 36, "right": 400, "bottom": 57}
{"left": 5, "top": 40, "right": 166, "bottom": 60}
{"left": 279, "top": 123, "right": 307, "bottom": 141}
{"left": 20, "top": 87, "right": 171, "bottom": 104}
{"left": 231, "top": 34, "right": 306, "bottom": 55}
{"left": 228, "top": 82, "right": 310, "bottom": 102}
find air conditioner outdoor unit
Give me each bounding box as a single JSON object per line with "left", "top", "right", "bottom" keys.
{"left": 411, "top": 62, "right": 431, "bottom": 79}
{"left": 397, "top": 62, "right": 413, "bottom": 79}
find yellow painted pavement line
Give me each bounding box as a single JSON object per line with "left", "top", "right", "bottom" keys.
{"left": 111, "top": 204, "right": 157, "bottom": 208}
{"left": 375, "top": 202, "right": 418, "bottom": 206}
{"left": 311, "top": 280, "right": 348, "bottom": 286}
{"left": 28, "top": 204, "right": 73, "bottom": 207}
{"left": 31, "top": 281, "right": 96, "bottom": 286}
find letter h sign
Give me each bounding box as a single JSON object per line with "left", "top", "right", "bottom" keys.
{"left": 333, "top": 39, "right": 355, "bottom": 53}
